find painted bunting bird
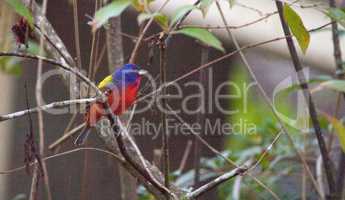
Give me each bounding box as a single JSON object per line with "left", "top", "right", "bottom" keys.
{"left": 74, "top": 63, "right": 147, "bottom": 145}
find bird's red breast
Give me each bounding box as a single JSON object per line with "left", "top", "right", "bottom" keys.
{"left": 85, "top": 78, "right": 141, "bottom": 127}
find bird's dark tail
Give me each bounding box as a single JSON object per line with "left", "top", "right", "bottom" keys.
{"left": 74, "top": 126, "right": 91, "bottom": 146}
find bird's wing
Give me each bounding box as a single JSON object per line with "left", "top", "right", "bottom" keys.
{"left": 97, "top": 75, "right": 113, "bottom": 90}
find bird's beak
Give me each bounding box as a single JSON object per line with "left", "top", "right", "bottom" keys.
{"left": 138, "top": 69, "right": 148, "bottom": 75}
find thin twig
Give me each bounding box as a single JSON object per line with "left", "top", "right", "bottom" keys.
{"left": 186, "top": 167, "right": 245, "bottom": 199}
{"left": 87, "top": 13, "right": 97, "bottom": 79}
{"left": 181, "top": 11, "right": 277, "bottom": 30}
{"left": 32, "top": 0, "right": 52, "bottom": 199}
{"left": 177, "top": 141, "right": 193, "bottom": 174}
{"left": 0, "top": 98, "right": 96, "bottom": 122}
{"left": 80, "top": 1, "right": 100, "bottom": 197}
{"left": 72, "top": 0, "right": 82, "bottom": 69}
{"left": 0, "top": 147, "right": 124, "bottom": 175}
{"left": 194, "top": 46, "right": 208, "bottom": 187}
{"left": 48, "top": 123, "right": 86, "bottom": 150}
{"left": 52, "top": 113, "right": 78, "bottom": 153}
{"left": 92, "top": 44, "right": 107, "bottom": 79}
{"left": 24, "top": 83, "right": 43, "bottom": 200}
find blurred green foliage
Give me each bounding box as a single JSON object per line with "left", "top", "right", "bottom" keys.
{"left": 220, "top": 66, "right": 307, "bottom": 199}
{"left": 0, "top": 40, "right": 44, "bottom": 76}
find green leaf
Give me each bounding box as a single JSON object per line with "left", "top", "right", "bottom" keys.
{"left": 327, "top": 8, "right": 345, "bottom": 28}
{"left": 154, "top": 13, "right": 169, "bottom": 31}
{"left": 229, "top": 0, "right": 236, "bottom": 8}
{"left": 137, "top": 13, "right": 152, "bottom": 25}
{"left": 170, "top": 5, "right": 197, "bottom": 27}
{"left": 137, "top": 12, "right": 169, "bottom": 31}
{"left": 92, "top": 0, "right": 130, "bottom": 31}
{"left": 131, "top": 0, "right": 145, "bottom": 11}
{"left": 0, "top": 57, "right": 22, "bottom": 76}
{"left": 5, "top": 63, "right": 22, "bottom": 75}
{"left": 283, "top": 3, "right": 310, "bottom": 54}
{"left": 322, "top": 113, "right": 345, "bottom": 153}
{"left": 131, "top": 0, "right": 155, "bottom": 12}
{"left": 199, "top": 0, "right": 213, "bottom": 17}
{"left": 176, "top": 27, "right": 225, "bottom": 52}
{"left": 6, "top": 0, "right": 34, "bottom": 27}
{"left": 276, "top": 75, "right": 332, "bottom": 95}
{"left": 27, "top": 40, "right": 46, "bottom": 56}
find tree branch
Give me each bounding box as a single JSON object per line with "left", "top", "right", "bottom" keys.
{"left": 0, "top": 98, "right": 96, "bottom": 122}
{"left": 186, "top": 167, "right": 245, "bottom": 199}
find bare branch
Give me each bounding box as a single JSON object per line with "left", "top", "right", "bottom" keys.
{"left": 194, "top": 46, "right": 208, "bottom": 187}
{"left": 0, "top": 147, "right": 124, "bottom": 175}
{"left": 186, "top": 167, "right": 246, "bottom": 199}
{"left": 177, "top": 141, "right": 193, "bottom": 173}
{"left": 48, "top": 123, "right": 86, "bottom": 150}
{"left": 0, "top": 98, "right": 96, "bottom": 122}
{"left": 72, "top": 0, "right": 82, "bottom": 69}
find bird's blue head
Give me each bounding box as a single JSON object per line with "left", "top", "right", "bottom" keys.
{"left": 112, "top": 64, "right": 147, "bottom": 87}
